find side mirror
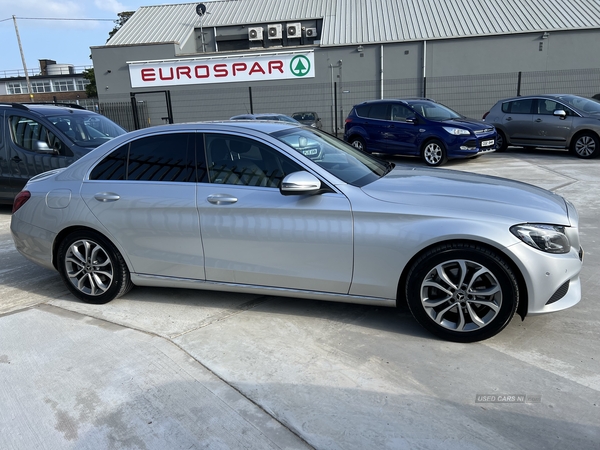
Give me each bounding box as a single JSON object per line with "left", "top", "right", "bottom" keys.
{"left": 406, "top": 116, "right": 417, "bottom": 124}
{"left": 280, "top": 171, "right": 321, "bottom": 196}
{"left": 553, "top": 110, "right": 567, "bottom": 119}
{"left": 33, "top": 140, "right": 56, "bottom": 154}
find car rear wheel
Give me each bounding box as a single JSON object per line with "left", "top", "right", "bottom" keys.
{"left": 349, "top": 136, "right": 367, "bottom": 152}
{"left": 571, "top": 132, "right": 599, "bottom": 158}
{"left": 496, "top": 130, "right": 508, "bottom": 151}
{"left": 422, "top": 139, "right": 447, "bottom": 166}
{"left": 405, "top": 243, "right": 519, "bottom": 342}
{"left": 57, "top": 230, "right": 132, "bottom": 304}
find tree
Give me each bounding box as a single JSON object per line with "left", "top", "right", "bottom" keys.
{"left": 82, "top": 68, "right": 97, "bottom": 98}
{"left": 107, "top": 11, "right": 134, "bottom": 42}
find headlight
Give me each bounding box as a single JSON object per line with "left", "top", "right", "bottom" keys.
{"left": 442, "top": 127, "right": 471, "bottom": 135}
{"left": 510, "top": 224, "right": 571, "bottom": 254}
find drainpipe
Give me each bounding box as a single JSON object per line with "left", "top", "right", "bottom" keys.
{"left": 422, "top": 40, "right": 427, "bottom": 97}
{"left": 380, "top": 44, "right": 384, "bottom": 99}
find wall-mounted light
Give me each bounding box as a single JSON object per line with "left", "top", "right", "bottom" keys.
{"left": 357, "top": 45, "right": 364, "bottom": 52}
{"left": 542, "top": 32, "right": 549, "bottom": 39}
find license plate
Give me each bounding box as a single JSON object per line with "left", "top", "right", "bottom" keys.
{"left": 481, "top": 139, "right": 495, "bottom": 147}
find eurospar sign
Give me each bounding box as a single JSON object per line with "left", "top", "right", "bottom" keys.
{"left": 129, "top": 51, "right": 314, "bottom": 88}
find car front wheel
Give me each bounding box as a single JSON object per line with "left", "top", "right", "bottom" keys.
{"left": 571, "top": 132, "right": 599, "bottom": 158}
{"left": 405, "top": 243, "right": 519, "bottom": 342}
{"left": 496, "top": 130, "right": 508, "bottom": 151}
{"left": 57, "top": 230, "right": 132, "bottom": 304}
{"left": 422, "top": 139, "right": 447, "bottom": 166}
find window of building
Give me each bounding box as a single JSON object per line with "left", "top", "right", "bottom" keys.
{"left": 7, "top": 82, "right": 27, "bottom": 94}
{"left": 31, "top": 81, "right": 52, "bottom": 93}
{"left": 53, "top": 80, "right": 76, "bottom": 92}
{"left": 75, "top": 79, "right": 90, "bottom": 91}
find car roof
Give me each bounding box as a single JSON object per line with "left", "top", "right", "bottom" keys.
{"left": 495, "top": 94, "right": 581, "bottom": 102}
{"left": 136, "top": 120, "right": 299, "bottom": 136}
{"left": 354, "top": 98, "right": 437, "bottom": 106}
{"left": 0, "top": 102, "right": 95, "bottom": 117}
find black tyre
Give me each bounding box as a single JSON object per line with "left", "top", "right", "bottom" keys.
{"left": 422, "top": 139, "right": 447, "bottom": 166}
{"left": 349, "top": 136, "right": 368, "bottom": 153}
{"left": 405, "top": 243, "right": 519, "bottom": 342}
{"left": 496, "top": 130, "right": 508, "bottom": 152}
{"left": 571, "top": 132, "right": 599, "bottom": 159}
{"left": 57, "top": 230, "right": 133, "bottom": 304}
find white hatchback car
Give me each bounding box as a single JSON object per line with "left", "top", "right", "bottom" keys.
{"left": 11, "top": 121, "right": 583, "bottom": 342}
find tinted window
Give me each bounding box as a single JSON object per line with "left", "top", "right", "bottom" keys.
{"left": 90, "top": 133, "right": 201, "bottom": 182}
{"left": 536, "top": 99, "right": 562, "bottom": 115}
{"left": 90, "top": 144, "right": 128, "bottom": 180}
{"left": 502, "top": 99, "right": 534, "bottom": 114}
{"left": 128, "top": 133, "right": 195, "bottom": 182}
{"left": 355, "top": 105, "right": 370, "bottom": 117}
{"left": 205, "top": 133, "right": 303, "bottom": 187}
{"left": 368, "top": 104, "right": 389, "bottom": 120}
{"left": 9, "top": 115, "right": 71, "bottom": 156}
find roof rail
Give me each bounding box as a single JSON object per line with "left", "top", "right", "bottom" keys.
{"left": 0, "top": 102, "right": 86, "bottom": 110}
{"left": 0, "top": 102, "right": 30, "bottom": 110}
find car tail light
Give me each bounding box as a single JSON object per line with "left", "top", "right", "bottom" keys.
{"left": 482, "top": 111, "right": 489, "bottom": 120}
{"left": 345, "top": 118, "right": 353, "bottom": 124}
{"left": 12, "top": 191, "right": 31, "bottom": 214}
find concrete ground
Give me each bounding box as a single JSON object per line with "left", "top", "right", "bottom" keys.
{"left": 1, "top": 147, "right": 599, "bottom": 450}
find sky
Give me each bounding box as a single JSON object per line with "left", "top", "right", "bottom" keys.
{"left": 0, "top": 0, "right": 194, "bottom": 76}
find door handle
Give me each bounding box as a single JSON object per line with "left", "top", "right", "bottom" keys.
{"left": 207, "top": 194, "right": 238, "bottom": 205}
{"left": 11, "top": 156, "right": 22, "bottom": 163}
{"left": 535, "top": 118, "right": 543, "bottom": 122}
{"left": 505, "top": 117, "right": 512, "bottom": 121}
{"left": 94, "top": 192, "right": 120, "bottom": 202}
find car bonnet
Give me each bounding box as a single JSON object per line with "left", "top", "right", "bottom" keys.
{"left": 361, "top": 166, "right": 570, "bottom": 225}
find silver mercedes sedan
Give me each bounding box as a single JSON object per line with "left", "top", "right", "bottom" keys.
{"left": 10, "top": 121, "right": 583, "bottom": 342}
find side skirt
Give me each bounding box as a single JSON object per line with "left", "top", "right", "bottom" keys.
{"left": 131, "top": 273, "right": 397, "bottom": 307}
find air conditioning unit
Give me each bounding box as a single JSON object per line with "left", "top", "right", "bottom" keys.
{"left": 305, "top": 27, "right": 318, "bottom": 38}
{"left": 267, "top": 24, "right": 282, "bottom": 39}
{"left": 286, "top": 22, "right": 302, "bottom": 38}
{"left": 248, "top": 27, "right": 263, "bottom": 41}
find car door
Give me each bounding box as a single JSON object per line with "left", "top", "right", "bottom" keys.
{"left": 499, "top": 98, "right": 535, "bottom": 146}
{"left": 384, "top": 103, "right": 420, "bottom": 155}
{"left": 7, "top": 114, "right": 75, "bottom": 192}
{"left": 80, "top": 132, "right": 205, "bottom": 279}
{"left": 530, "top": 99, "right": 574, "bottom": 147}
{"left": 0, "top": 110, "right": 15, "bottom": 202}
{"left": 196, "top": 132, "right": 353, "bottom": 293}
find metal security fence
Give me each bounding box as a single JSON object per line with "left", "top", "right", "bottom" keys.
{"left": 97, "top": 67, "right": 600, "bottom": 136}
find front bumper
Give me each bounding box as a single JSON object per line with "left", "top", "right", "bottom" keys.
{"left": 506, "top": 241, "right": 583, "bottom": 316}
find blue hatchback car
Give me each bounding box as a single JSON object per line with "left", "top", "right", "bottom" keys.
{"left": 344, "top": 98, "right": 497, "bottom": 166}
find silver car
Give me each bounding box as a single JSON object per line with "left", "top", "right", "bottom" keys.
{"left": 483, "top": 94, "right": 600, "bottom": 158}
{"left": 10, "top": 122, "right": 583, "bottom": 342}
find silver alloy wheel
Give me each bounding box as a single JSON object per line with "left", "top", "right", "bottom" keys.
{"left": 420, "top": 259, "right": 502, "bottom": 332}
{"left": 575, "top": 135, "right": 596, "bottom": 157}
{"left": 351, "top": 139, "right": 364, "bottom": 151}
{"left": 423, "top": 142, "right": 443, "bottom": 165}
{"left": 65, "top": 239, "right": 114, "bottom": 296}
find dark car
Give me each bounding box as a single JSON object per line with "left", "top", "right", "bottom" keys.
{"left": 291, "top": 111, "right": 322, "bottom": 129}
{"left": 0, "top": 103, "right": 126, "bottom": 204}
{"left": 344, "top": 98, "right": 497, "bottom": 166}
{"left": 483, "top": 94, "right": 600, "bottom": 158}
{"left": 230, "top": 113, "right": 300, "bottom": 124}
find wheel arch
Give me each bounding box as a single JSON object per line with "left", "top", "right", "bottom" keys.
{"left": 396, "top": 238, "right": 529, "bottom": 320}
{"left": 568, "top": 128, "right": 600, "bottom": 147}
{"left": 52, "top": 225, "right": 132, "bottom": 273}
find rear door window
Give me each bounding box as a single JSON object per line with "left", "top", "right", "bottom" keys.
{"left": 90, "top": 132, "right": 205, "bottom": 182}
{"left": 502, "top": 99, "right": 534, "bottom": 114}
{"left": 367, "top": 103, "right": 389, "bottom": 120}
